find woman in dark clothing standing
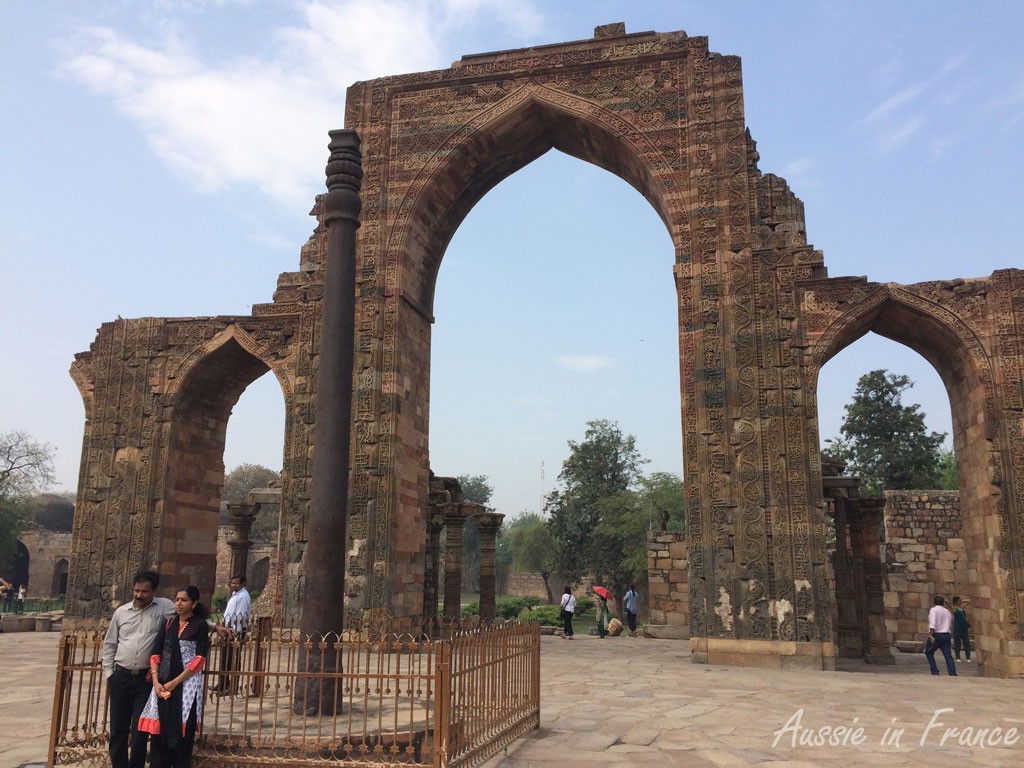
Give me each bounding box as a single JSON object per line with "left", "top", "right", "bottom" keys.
{"left": 952, "top": 595, "right": 972, "bottom": 663}
{"left": 139, "top": 586, "right": 209, "bottom": 767}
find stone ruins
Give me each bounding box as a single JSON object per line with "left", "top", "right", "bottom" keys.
{"left": 66, "top": 24, "right": 1024, "bottom": 676}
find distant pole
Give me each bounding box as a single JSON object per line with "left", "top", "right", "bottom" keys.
{"left": 295, "top": 129, "right": 361, "bottom": 716}
{"left": 540, "top": 461, "right": 545, "bottom": 514}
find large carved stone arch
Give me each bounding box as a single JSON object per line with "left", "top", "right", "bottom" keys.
{"left": 800, "top": 275, "right": 1024, "bottom": 676}
{"left": 341, "top": 27, "right": 749, "bottom": 620}
{"left": 66, "top": 314, "right": 305, "bottom": 622}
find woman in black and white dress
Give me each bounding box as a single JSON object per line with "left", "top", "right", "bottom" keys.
{"left": 139, "top": 585, "right": 209, "bottom": 767}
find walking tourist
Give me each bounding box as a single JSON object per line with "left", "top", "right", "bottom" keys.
{"left": 16, "top": 584, "right": 26, "bottom": 613}
{"left": 925, "top": 595, "right": 958, "bottom": 676}
{"left": 1, "top": 579, "right": 13, "bottom": 612}
{"left": 952, "top": 595, "right": 972, "bottom": 663}
{"left": 139, "top": 586, "right": 210, "bottom": 768}
{"left": 102, "top": 571, "right": 175, "bottom": 768}
{"left": 559, "top": 586, "right": 575, "bottom": 639}
{"left": 594, "top": 591, "right": 609, "bottom": 638}
{"left": 213, "top": 574, "right": 251, "bottom": 694}
{"left": 623, "top": 584, "right": 640, "bottom": 637}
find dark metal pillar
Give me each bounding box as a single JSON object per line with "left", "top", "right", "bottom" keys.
{"left": 296, "top": 129, "right": 361, "bottom": 715}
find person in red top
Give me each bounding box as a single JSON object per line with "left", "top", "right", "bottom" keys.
{"left": 925, "top": 595, "right": 958, "bottom": 676}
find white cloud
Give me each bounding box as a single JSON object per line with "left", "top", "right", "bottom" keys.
{"left": 860, "top": 53, "right": 969, "bottom": 153}
{"left": 59, "top": 1, "right": 543, "bottom": 209}
{"left": 553, "top": 354, "right": 613, "bottom": 372}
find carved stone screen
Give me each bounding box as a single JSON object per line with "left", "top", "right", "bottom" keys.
{"left": 67, "top": 25, "right": 1024, "bottom": 676}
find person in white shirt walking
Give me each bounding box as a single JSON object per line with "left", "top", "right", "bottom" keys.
{"left": 559, "top": 586, "right": 576, "bottom": 639}
{"left": 925, "top": 595, "right": 958, "bottom": 676}
{"left": 213, "top": 574, "right": 251, "bottom": 694}
{"left": 102, "top": 570, "right": 175, "bottom": 768}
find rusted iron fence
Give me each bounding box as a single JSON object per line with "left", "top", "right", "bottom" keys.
{"left": 48, "top": 618, "right": 540, "bottom": 768}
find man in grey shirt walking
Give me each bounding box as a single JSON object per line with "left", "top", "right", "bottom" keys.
{"left": 102, "top": 570, "right": 175, "bottom": 768}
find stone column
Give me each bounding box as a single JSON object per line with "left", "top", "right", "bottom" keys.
{"left": 830, "top": 493, "right": 861, "bottom": 658}
{"left": 473, "top": 511, "right": 504, "bottom": 623}
{"left": 226, "top": 502, "right": 259, "bottom": 581}
{"left": 423, "top": 511, "right": 445, "bottom": 623}
{"left": 296, "top": 129, "right": 362, "bottom": 716}
{"left": 859, "top": 501, "right": 894, "bottom": 664}
{"left": 442, "top": 504, "right": 472, "bottom": 621}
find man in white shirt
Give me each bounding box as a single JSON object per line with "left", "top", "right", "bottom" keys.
{"left": 102, "top": 570, "right": 175, "bottom": 768}
{"left": 213, "top": 574, "right": 251, "bottom": 694}
{"left": 925, "top": 595, "right": 958, "bottom": 676}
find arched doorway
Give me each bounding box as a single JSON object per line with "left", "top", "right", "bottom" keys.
{"left": 805, "top": 283, "right": 1020, "bottom": 676}
{"left": 163, "top": 329, "right": 290, "bottom": 606}
{"left": 52, "top": 558, "right": 69, "bottom": 597}
{"left": 10, "top": 540, "right": 29, "bottom": 594}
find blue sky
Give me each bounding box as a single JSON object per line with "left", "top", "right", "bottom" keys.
{"left": 2, "top": 2, "right": 1022, "bottom": 518}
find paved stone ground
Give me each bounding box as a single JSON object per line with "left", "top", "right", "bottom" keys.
{"left": 2, "top": 629, "right": 1020, "bottom": 768}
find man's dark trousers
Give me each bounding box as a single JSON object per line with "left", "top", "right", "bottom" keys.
{"left": 108, "top": 666, "right": 156, "bottom": 768}
{"left": 925, "top": 632, "right": 958, "bottom": 676}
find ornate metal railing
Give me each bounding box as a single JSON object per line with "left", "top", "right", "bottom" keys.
{"left": 48, "top": 617, "right": 540, "bottom": 768}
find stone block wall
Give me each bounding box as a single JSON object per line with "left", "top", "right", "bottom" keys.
{"left": 883, "top": 490, "right": 967, "bottom": 644}
{"left": 22, "top": 527, "right": 72, "bottom": 598}
{"left": 647, "top": 531, "right": 688, "bottom": 627}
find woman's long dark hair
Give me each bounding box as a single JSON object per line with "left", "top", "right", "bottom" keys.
{"left": 178, "top": 585, "right": 209, "bottom": 620}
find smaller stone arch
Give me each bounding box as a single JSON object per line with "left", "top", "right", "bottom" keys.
{"left": 167, "top": 323, "right": 294, "bottom": 401}
{"left": 803, "top": 275, "right": 1023, "bottom": 674}
{"left": 249, "top": 556, "right": 271, "bottom": 595}
{"left": 159, "top": 326, "right": 291, "bottom": 605}
{"left": 51, "top": 558, "right": 69, "bottom": 597}
{"left": 9, "top": 540, "right": 30, "bottom": 594}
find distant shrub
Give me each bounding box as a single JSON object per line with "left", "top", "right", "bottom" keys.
{"left": 574, "top": 595, "right": 594, "bottom": 614}
{"left": 495, "top": 595, "right": 541, "bottom": 620}
{"left": 461, "top": 601, "right": 479, "bottom": 618}
{"left": 520, "top": 605, "right": 561, "bottom": 626}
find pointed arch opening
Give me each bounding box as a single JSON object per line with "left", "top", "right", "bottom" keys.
{"left": 164, "top": 333, "right": 285, "bottom": 602}
{"left": 401, "top": 89, "right": 675, "bottom": 318}
{"left": 812, "top": 288, "right": 1006, "bottom": 663}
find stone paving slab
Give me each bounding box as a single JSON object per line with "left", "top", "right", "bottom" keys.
{"left": 1, "top": 629, "right": 1021, "bottom": 768}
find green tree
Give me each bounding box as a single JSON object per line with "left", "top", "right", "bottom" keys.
{"left": 586, "top": 473, "right": 684, "bottom": 599}
{"left": 829, "top": 370, "right": 947, "bottom": 496}
{"left": 637, "top": 472, "right": 685, "bottom": 532}
{"left": 456, "top": 474, "right": 494, "bottom": 592}
{"left": 937, "top": 448, "right": 958, "bottom": 490}
{"left": 0, "top": 431, "right": 57, "bottom": 568}
{"left": 545, "top": 419, "right": 648, "bottom": 583}
{"left": 221, "top": 463, "right": 281, "bottom": 540}
{"left": 506, "top": 513, "right": 558, "bottom": 603}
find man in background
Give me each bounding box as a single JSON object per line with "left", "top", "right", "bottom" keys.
{"left": 102, "top": 571, "right": 175, "bottom": 768}
{"left": 214, "top": 574, "right": 251, "bottom": 694}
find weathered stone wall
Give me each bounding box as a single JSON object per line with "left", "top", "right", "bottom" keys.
{"left": 647, "top": 532, "right": 688, "bottom": 627}
{"left": 883, "top": 490, "right": 967, "bottom": 644}
{"left": 21, "top": 527, "right": 72, "bottom": 598}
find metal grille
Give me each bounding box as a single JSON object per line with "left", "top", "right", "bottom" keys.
{"left": 48, "top": 618, "right": 540, "bottom": 768}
